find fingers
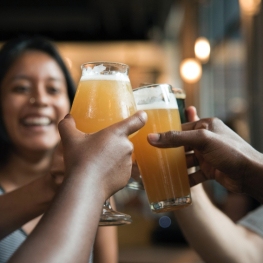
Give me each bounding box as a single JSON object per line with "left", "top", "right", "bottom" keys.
{"left": 185, "top": 153, "right": 199, "bottom": 168}
{"left": 113, "top": 110, "right": 147, "bottom": 136}
{"left": 185, "top": 106, "right": 200, "bottom": 122}
{"left": 188, "top": 170, "right": 208, "bottom": 187}
{"left": 149, "top": 129, "right": 219, "bottom": 158}
{"left": 147, "top": 106, "right": 202, "bottom": 147}
{"left": 147, "top": 131, "right": 196, "bottom": 148}
{"left": 50, "top": 143, "right": 65, "bottom": 184}
{"left": 182, "top": 107, "right": 200, "bottom": 152}
{"left": 58, "top": 111, "right": 147, "bottom": 146}
{"left": 58, "top": 114, "right": 80, "bottom": 143}
{"left": 147, "top": 131, "right": 180, "bottom": 148}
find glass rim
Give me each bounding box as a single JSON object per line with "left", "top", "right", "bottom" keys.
{"left": 133, "top": 83, "right": 172, "bottom": 92}
{"left": 81, "top": 61, "right": 129, "bottom": 70}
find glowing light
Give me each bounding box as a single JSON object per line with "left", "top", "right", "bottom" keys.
{"left": 239, "top": 0, "right": 261, "bottom": 15}
{"left": 180, "top": 58, "right": 202, "bottom": 83}
{"left": 195, "top": 37, "right": 210, "bottom": 63}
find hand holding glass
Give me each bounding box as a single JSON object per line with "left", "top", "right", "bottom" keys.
{"left": 70, "top": 62, "right": 137, "bottom": 225}
{"left": 131, "top": 84, "right": 192, "bottom": 213}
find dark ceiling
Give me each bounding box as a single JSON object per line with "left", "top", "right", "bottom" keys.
{"left": 0, "top": 0, "right": 176, "bottom": 42}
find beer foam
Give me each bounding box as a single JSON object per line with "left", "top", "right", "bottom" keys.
{"left": 81, "top": 64, "right": 129, "bottom": 82}
{"left": 133, "top": 86, "right": 178, "bottom": 110}
{"left": 136, "top": 102, "right": 178, "bottom": 110}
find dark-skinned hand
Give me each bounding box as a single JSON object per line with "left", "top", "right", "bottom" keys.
{"left": 147, "top": 106, "right": 263, "bottom": 203}
{"left": 57, "top": 110, "right": 147, "bottom": 200}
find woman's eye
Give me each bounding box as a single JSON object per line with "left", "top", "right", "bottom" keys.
{"left": 48, "top": 86, "right": 62, "bottom": 95}
{"left": 12, "top": 86, "right": 30, "bottom": 93}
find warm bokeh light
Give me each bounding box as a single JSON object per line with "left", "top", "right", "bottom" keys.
{"left": 195, "top": 37, "right": 210, "bottom": 63}
{"left": 179, "top": 58, "right": 202, "bottom": 83}
{"left": 239, "top": 0, "right": 261, "bottom": 15}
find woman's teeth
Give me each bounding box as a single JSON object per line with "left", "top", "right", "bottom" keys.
{"left": 23, "top": 117, "right": 51, "bottom": 126}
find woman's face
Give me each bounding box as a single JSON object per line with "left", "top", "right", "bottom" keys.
{"left": 1, "top": 50, "right": 71, "bottom": 153}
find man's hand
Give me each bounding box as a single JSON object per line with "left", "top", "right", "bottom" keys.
{"left": 58, "top": 111, "right": 147, "bottom": 200}
{"left": 148, "top": 106, "right": 263, "bottom": 201}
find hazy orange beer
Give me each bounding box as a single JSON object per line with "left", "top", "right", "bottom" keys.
{"left": 132, "top": 84, "right": 191, "bottom": 213}
{"left": 70, "top": 62, "right": 137, "bottom": 225}
{"left": 70, "top": 63, "right": 136, "bottom": 133}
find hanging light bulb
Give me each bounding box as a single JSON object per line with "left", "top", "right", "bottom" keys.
{"left": 195, "top": 37, "right": 211, "bottom": 63}
{"left": 180, "top": 58, "right": 202, "bottom": 84}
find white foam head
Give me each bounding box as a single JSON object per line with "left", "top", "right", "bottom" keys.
{"left": 133, "top": 85, "right": 178, "bottom": 110}
{"left": 81, "top": 63, "right": 130, "bottom": 82}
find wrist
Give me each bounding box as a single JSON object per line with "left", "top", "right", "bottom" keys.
{"left": 34, "top": 174, "right": 59, "bottom": 205}
{"left": 64, "top": 167, "right": 107, "bottom": 203}
{"left": 243, "top": 152, "right": 263, "bottom": 203}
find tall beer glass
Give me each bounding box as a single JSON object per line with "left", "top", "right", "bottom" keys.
{"left": 127, "top": 85, "right": 188, "bottom": 191}
{"left": 131, "top": 84, "right": 192, "bottom": 213}
{"left": 173, "top": 87, "right": 187, "bottom": 123}
{"left": 70, "top": 62, "right": 137, "bottom": 225}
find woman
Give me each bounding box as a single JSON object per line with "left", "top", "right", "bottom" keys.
{"left": 0, "top": 36, "right": 117, "bottom": 263}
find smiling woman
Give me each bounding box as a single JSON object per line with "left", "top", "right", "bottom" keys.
{"left": 0, "top": 37, "right": 75, "bottom": 165}
{"left": 0, "top": 37, "right": 75, "bottom": 263}
{"left": 0, "top": 36, "right": 118, "bottom": 263}
{"left": 1, "top": 50, "right": 70, "bottom": 153}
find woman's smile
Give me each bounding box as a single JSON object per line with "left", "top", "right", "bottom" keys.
{"left": 1, "top": 50, "right": 70, "bottom": 151}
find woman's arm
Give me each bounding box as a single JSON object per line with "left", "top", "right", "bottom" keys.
{"left": 93, "top": 197, "right": 118, "bottom": 263}
{"left": 0, "top": 174, "right": 59, "bottom": 240}
{"left": 8, "top": 111, "right": 146, "bottom": 263}
{"left": 175, "top": 184, "right": 263, "bottom": 263}
{"left": 172, "top": 106, "right": 263, "bottom": 263}
{"left": 8, "top": 161, "right": 108, "bottom": 263}
{"left": 93, "top": 225, "right": 118, "bottom": 263}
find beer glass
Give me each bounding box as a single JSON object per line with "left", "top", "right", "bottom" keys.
{"left": 126, "top": 153, "right": 144, "bottom": 190}
{"left": 70, "top": 62, "right": 137, "bottom": 225}
{"left": 131, "top": 84, "right": 192, "bottom": 213}
{"left": 127, "top": 85, "right": 187, "bottom": 191}
{"left": 173, "top": 87, "right": 187, "bottom": 123}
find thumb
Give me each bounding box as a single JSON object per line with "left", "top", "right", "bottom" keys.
{"left": 185, "top": 106, "right": 200, "bottom": 122}
{"left": 58, "top": 114, "right": 80, "bottom": 143}
{"left": 112, "top": 110, "right": 147, "bottom": 137}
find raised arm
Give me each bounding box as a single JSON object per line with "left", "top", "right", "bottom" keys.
{"left": 0, "top": 173, "right": 60, "bottom": 240}
{"left": 8, "top": 111, "right": 147, "bottom": 263}
{"left": 150, "top": 106, "right": 263, "bottom": 263}
{"left": 93, "top": 201, "right": 118, "bottom": 263}
{"left": 175, "top": 183, "right": 263, "bottom": 263}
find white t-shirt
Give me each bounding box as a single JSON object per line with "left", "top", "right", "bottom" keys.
{"left": 238, "top": 205, "right": 263, "bottom": 237}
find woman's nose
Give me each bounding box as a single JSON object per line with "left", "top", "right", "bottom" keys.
{"left": 30, "top": 86, "right": 49, "bottom": 106}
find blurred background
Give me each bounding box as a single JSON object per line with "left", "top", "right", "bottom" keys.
{"left": 1, "top": 0, "right": 263, "bottom": 262}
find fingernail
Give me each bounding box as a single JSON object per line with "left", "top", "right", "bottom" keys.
{"left": 148, "top": 133, "right": 160, "bottom": 142}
